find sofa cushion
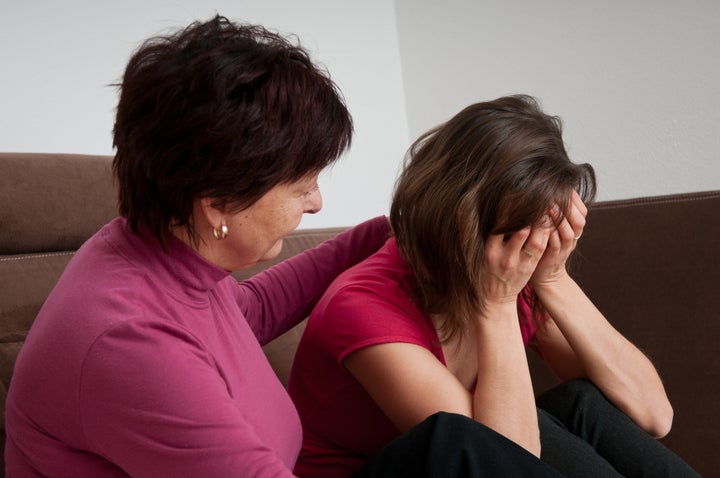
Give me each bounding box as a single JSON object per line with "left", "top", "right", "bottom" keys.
{"left": 0, "top": 153, "right": 117, "bottom": 254}
{"left": 0, "top": 252, "right": 77, "bottom": 433}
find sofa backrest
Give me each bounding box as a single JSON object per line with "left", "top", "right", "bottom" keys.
{"left": 560, "top": 189, "right": 720, "bottom": 477}
{"left": 0, "top": 153, "right": 119, "bottom": 473}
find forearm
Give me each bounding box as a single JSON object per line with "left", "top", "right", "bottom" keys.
{"left": 535, "top": 273, "right": 673, "bottom": 437}
{"left": 474, "top": 304, "right": 541, "bottom": 456}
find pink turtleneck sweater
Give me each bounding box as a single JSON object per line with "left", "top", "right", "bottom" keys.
{"left": 5, "top": 216, "right": 388, "bottom": 478}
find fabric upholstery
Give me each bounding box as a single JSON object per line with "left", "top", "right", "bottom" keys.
{"left": 0, "top": 153, "right": 117, "bottom": 254}
{"left": 565, "top": 191, "right": 720, "bottom": 471}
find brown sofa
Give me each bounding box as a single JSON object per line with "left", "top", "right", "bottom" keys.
{"left": 1, "top": 152, "right": 718, "bottom": 476}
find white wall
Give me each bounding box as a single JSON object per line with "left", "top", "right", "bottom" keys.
{"left": 395, "top": 1, "right": 720, "bottom": 201}
{"left": 0, "top": 1, "right": 408, "bottom": 228}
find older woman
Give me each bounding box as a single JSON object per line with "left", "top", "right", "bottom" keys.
{"left": 289, "top": 95, "right": 700, "bottom": 477}
{"left": 4, "top": 15, "right": 390, "bottom": 477}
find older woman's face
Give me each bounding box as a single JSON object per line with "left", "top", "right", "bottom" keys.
{"left": 219, "top": 173, "right": 322, "bottom": 271}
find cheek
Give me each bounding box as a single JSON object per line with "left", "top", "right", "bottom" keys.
{"left": 284, "top": 211, "right": 304, "bottom": 235}
{"left": 284, "top": 201, "right": 306, "bottom": 226}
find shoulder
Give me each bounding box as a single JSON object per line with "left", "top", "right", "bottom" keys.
{"left": 304, "top": 242, "right": 437, "bottom": 363}
{"left": 78, "top": 319, "right": 214, "bottom": 411}
{"left": 83, "top": 318, "right": 210, "bottom": 372}
{"left": 314, "top": 244, "right": 420, "bottom": 335}
{"left": 316, "top": 237, "right": 414, "bottom": 312}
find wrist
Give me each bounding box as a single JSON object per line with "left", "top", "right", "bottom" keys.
{"left": 532, "top": 267, "right": 570, "bottom": 288}
{"left": 478, "top": 299, "right": 519, "bottom": 323}
{"left": 531, "top": 270, "right": 575, "bottom": 297}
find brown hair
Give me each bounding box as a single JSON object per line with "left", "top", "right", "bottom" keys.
{"left": 113, "top": 15, "right": 352, "bottom": 245}
{"left": 390, "top": 95, "right": 596, "bottom": 341}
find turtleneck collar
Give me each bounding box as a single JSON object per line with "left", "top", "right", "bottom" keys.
{"left": 102, "top": 217, "right": 231, "bottom": 302}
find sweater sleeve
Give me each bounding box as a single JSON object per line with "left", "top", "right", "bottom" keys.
{"left": 237, "top": 216, "right": 390, "bottom": 345}
{"left": 79, "top": 320, "right": 297, "bottom": 478}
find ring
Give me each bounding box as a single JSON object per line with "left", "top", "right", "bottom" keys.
{"left": 521, "top": 249, "right": 534, "bottom": 257}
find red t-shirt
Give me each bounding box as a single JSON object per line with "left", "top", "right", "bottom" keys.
{"left": 288, "top": 237, "right": 537, "bottom": 478}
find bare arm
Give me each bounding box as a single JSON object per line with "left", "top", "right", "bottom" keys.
{"left": 531, "top": 192, "right": 673, "bottom": 438}
{"left": 345, "top": 226, "right": 551, "bottom": 456}
{"left": 472, "top": 302, "right": 539, "bottom": 454}
{"left": 470, "top": 225, "right": 555, "bottom": 455}
{"left": 344, "top": 318, "right": 541, "bottom": 456}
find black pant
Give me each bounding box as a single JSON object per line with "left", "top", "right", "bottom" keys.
{"left": 537, "top": 379, "right": 700, "bottom": 478}
{"left": 353, "top": 379, "right": 700, "bottom": 478}
{"left": 352, "top": 412, "right": 563, "bottom": 478}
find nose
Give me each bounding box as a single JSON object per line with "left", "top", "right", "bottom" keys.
{"left": 304, "top": 188, "right": 322, "bottom": 214}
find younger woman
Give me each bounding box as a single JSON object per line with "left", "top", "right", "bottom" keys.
{"left": 289, "top": 95, "right": 699, "bottom": 477}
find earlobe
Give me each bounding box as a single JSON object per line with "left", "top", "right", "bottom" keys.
{"left": 199, "top": 198, "right": 226, "bottom": 237}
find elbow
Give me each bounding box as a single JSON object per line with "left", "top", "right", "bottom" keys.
{"left": 530, "top": 442, "right": 542, "bottom": 459}
{"left": 618, "top": 393, "right": 674, "bottom": 438}
{"left": 501, "top": 431, "right": 541, "bottom": 457}
{"left": 505, "top": 428, "right": 541, "bottom": 458}
{"left": 646, "top": 402, "right": 674, "bottom": 439}
{"left": 653, "top": 407, "right": 674, "bottom": 439}
{"left": 527, "top": 432, "right": 542, "bottom": 458}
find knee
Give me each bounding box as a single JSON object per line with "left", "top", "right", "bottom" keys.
{"left": 537, "top": 378, "right": 611, "bottom": 417}
{"left": 427, "top": 411, "right": 477, "bottom": 432}
{"left": 564, "top": 378, "right": 597, "bottom": 392}
{"left": 557, "top": 378, "right": 607, "bottom": 405}
{"left": 422, "top": 412, "right": 511, "bottom": 445}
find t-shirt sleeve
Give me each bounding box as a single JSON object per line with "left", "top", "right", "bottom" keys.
{"left": 321, "top": 285, "right": 537, "bottom": 362}
{"left": 315, "top": 284, "right": 438, "bottom": 366}
{"left": 517, "top": 284, "right": 539, "bottom": 345}
{"left": 79, "top": 320, "right": 296, "bottom": 478}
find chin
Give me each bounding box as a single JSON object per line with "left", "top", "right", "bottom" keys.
{"left": 260, "top": 239, "right": 284, "bottom": 262}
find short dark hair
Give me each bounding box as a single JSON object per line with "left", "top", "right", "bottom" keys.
{"left": 390, "top": 95, "right": 596, "bottom": 340}
{"left": 113, "top": 15, "right": 352, "bottom": 244}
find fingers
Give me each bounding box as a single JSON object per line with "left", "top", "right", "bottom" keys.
{"left": 551, "top": 208, "right": 577, "bottom": 245}
{"left": 486, "top": 227, "right": 532, "bottom": 274}
{"left": 483, "top": 232, "right": 527, "bottom": 305}
{"left": 568, "top": 190, "right": 587, "bottom": 240}
{"left": 499, "top": 225, "right": 549, "bottom": 261}
{"left": 546, "top": 226, "right": 562, "bottom": 254}
{"left": 549, "top": 191, "right": 586, "bottom": 243}
{"left": 505, "top": 226, "right": 532, "bottom": 254}
{"left": 532, "top": 217, "right": 571, "bottom": 286}
{"left": 571, "top": 189, "right": 588, "bottom": 217}
{"left": 484, "top": 227, "right": 539, "bottom": 297}
{"left": 521, "top": 220, "right": 551, "bottom": 258}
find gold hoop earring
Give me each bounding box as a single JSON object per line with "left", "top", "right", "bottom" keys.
{"left": 212, "top": 223, "right": 228, "bottom": 240}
